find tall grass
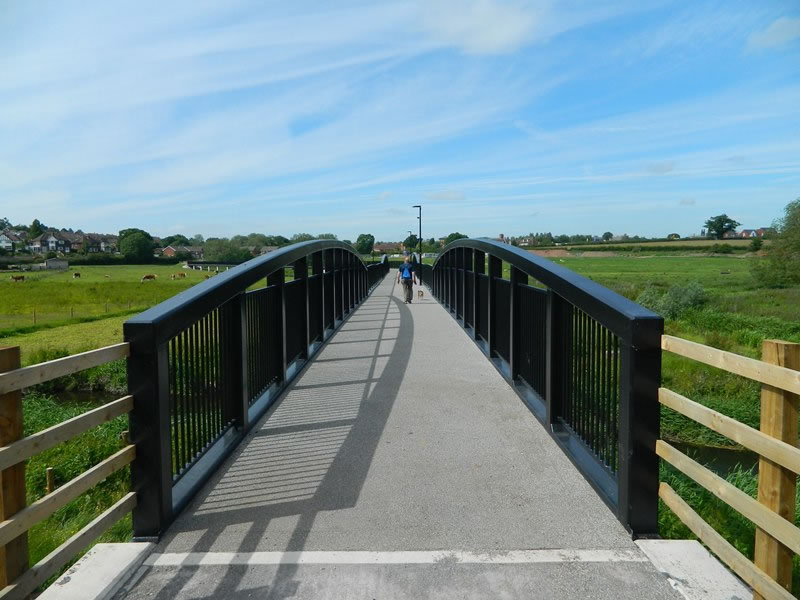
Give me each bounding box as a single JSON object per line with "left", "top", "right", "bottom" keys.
{"left": 23, "top": 391, "right": 131, "bottom": 581}
{"left": 660, "top": 463, "right": 800, "bottom": 596}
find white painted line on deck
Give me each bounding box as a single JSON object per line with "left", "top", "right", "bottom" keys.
{"left": 145, "top": 549, "right": 648, "bottom": 567}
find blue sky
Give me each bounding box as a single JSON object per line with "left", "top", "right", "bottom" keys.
{"left": 1, "top": 1, "right": 799, "bottom": 242}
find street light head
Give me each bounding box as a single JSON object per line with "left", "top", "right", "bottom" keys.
{"left": 412, "top": 205, "right": 421, "bottom": 208}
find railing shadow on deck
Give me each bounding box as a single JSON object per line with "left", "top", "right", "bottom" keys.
{"left": 129, "top": 284, "right": 413, "bottom": 600}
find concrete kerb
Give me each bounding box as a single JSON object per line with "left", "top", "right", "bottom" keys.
{"left": 38, "top": 542, "right": 155, "bottom": 600}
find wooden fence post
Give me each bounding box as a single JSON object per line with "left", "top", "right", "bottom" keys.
{"left": 0, "top": 346, "right": 28, "bottom": 589}
{"left": 754, "top": 339, "right": 800, "bottom": 597}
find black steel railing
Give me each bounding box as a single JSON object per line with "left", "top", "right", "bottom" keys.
{"left": 124, "top": 242, "right": 389, "bottom": 538}
{"left": 430, "top": 239, "right": 662, "bottom": 536}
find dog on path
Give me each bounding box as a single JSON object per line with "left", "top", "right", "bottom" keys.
{"left": 417, "top": 289, "right": 424, "bottom": 299}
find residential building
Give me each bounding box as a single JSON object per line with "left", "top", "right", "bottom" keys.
{"left": 374, "top": 243, "right": 402, "bottom": 254}
{"left": 0, "top": 230, "right": 26, "bottom": 252}
{"left": 163, "top": 245, "right": 204, "bottom": 260}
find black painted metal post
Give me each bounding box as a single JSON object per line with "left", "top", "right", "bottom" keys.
{"left": 510, "top": 266, "right": 525, "bottom": 380}
{"left": 125, "top": 323, "right": 172, "bottom": 538}
{"left": 465, "top": 248, "right": 473, "bottom": 329}
{"left": 460, "top": 248, "right": 467, "bottom": 321}
{"left": 488, "top": 255, "right": 501, "bottom": 357}
{"left": 323, "top": 250, "right": 336, "bottom": 338}
{"left": 294, "top": 257, "right": 309, "bottom": 357}
{"left": 545, "top": 289, "right": 570, "bottom": 427}
{"left": 473, "top": 250, "right": 484, "bottom": 340}
{"left": 616, "top": 317, "right": 662, "bottom": 536}
{"left": 312, "top": 252, "right": 323, "bottom": 341}
{"left": 267, "top": 268, "right": 287, "bottom": 382}
{"left": 232, "top": 292, "right": 249, "bottom": 430}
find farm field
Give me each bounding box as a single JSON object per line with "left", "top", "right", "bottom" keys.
{"left": 0, "top": 264, "right": 219, "bottom": 332}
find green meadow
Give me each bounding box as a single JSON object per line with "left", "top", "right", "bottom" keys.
{"left": 0, "top": 264, "right": 212, "bottom": 332}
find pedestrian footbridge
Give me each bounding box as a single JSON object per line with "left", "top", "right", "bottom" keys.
{"left": 4, "top": 239, "right": 794, "bottom": 599}
{"left": 118, "top": 275, "right": 678, "bottom": 599}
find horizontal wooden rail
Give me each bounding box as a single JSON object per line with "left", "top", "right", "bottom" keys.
{"left": 0, "top": 445, "right": 134, "bottom": 547}
{"left": 0, "top": 395, "right": 133, "bottom": 472}
{"left": 659, "top": 483, "right": 794, "bottom": 600}
{"left": 656, "top": 441, "right": 800, "bottom": 556}
{"left": 659, "top": 388, "right": 800, "bottom": 475}
{"left": 0, "top": 343, "right": 130, "bottom": 395}
{"left": 0, "top": 492, "right": 136, "bottom": 600}
{"left": 662, "top": 335, "right": 800, "bottom": 396}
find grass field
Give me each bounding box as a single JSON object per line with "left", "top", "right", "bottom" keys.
{"left": 0, "top": 264, "right": 214, "bottom": 332}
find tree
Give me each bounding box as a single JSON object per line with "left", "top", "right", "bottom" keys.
{"left": 342, "top": 239, "right": 353, "bottom": 246}
{"left": 291, "top": 233, "right": 315, "bottom": 243}
{"left": 265, "top": 235, "right": 289, "bottom": 247}
{"left": 403, "top": 234, "right": 419, "bottom": 249}
{"left": 29, "top": 219, "right": 45, "bottom": 238}
{"left": 119, "top": 228, "right": 153, "bottom": 243}
{"left": 752, "top": 198, "right": 800, "bottom": 286}
{"left": 602, "top": 232, "right": 613, "bottom": 241}
{"left": 355, "top": 233, "right": 375, "bottom": 255}
{"left": 190, "top": 234, "right": 205, "bottom": 246}
{"left": 203, "top": 238, "right": 252, "bottom": 263}
{"left": 317, "top": 233, "right": 338, "bottom": 240}
{"left": 444, "top": 232, "right": 468, "bottom": 246}
{"left": 0, "top": 217, "right": 10, "bottom": 230}
{"left": 120, "top": 232, "right": 154, "bottom": 262}
{"left": 749, "top": 237, "right": 763, "bottom": 252}
{"left": 162, "top": 234, "right": 190, "bottom": 247}
{"left": 704, "top": 214, "right": 740, "bottom": 240}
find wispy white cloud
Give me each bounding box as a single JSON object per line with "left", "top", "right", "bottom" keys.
{"left": 0, "top": 1, "right": 797, "bottom": 240}
{"left": 748, "top": 16, "right": 800, "bottom": 50}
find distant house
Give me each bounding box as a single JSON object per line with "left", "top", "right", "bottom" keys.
{"left": 736, "top": 228, "right": 774, "bottom": 239}
{"left": 163, "top": 245, "right": 204, "bottom": 260}
{"left": 0, "top": 230, "right": 26, "bottom": 252}
{"left": 29, "top": 231, "right": 72, "bottom": 254}
{"left": 374, "top": 243, "right": 402, "bottom": 254}
{"left": 516, "top": 237, "right": 534, "bottom": 247}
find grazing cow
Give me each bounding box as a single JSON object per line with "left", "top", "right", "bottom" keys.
{"left": 73, "top": 272, "right": 80, "bottom": 279}
{"left": 205, "top": 274, "right": 211, "bottom": 279}
{"left": 10, "top": 275, "right": 24, "bottom": 282}
{"left": 170, "top": 274, "right": 176, "bottom": 280}
{"left": 177, "top": 272, "right": 186, "bottom": 279}
{"left": 141, "top": 274, "right": 157, "bottom": 283}
{"left": 104, "top": 275, "right": 111, "bottom": 278}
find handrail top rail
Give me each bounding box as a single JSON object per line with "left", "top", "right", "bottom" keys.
{"left": 125, "top": 239, "right": 366, "bottom": 346}
{"left": 434, "top": 237, "right": 661, "bottom": 344}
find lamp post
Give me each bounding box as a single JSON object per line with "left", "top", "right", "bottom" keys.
{"left": 407, "top": 231, "right": 412, "bottom": 256}
{"left": 412, "top": 205, "right": 422, "bottom": 264}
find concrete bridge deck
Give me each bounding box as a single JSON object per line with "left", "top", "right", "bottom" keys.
{"left": 117, "top": 276, "right": 683, "bottom": 599}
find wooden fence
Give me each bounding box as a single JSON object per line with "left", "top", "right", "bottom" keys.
{"left": 660, "top": 335, "right": 800, "bottom": 600}
{"left": 0, "top": 343, "right": 135, "bottom": 600}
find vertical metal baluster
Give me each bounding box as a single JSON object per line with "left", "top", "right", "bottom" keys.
{"left": 179, "top": 330, "right": 188, "bottom": 473}
{"left": 169, "top": 338, "right": 177, "bottom": 478}
{"left": 612, "top": 335, "right": 619, "bottom": 471}
{"left": 216, "top": 307, "right": 223, "bottom": 434}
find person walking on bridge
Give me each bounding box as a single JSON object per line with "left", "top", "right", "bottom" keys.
{"left": 397, "top": 255, "right": 417, "bottom": 304}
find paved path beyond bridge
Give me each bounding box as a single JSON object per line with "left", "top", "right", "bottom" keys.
{"left": 118, "top": 276, "right": 682, "bottom": 599}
